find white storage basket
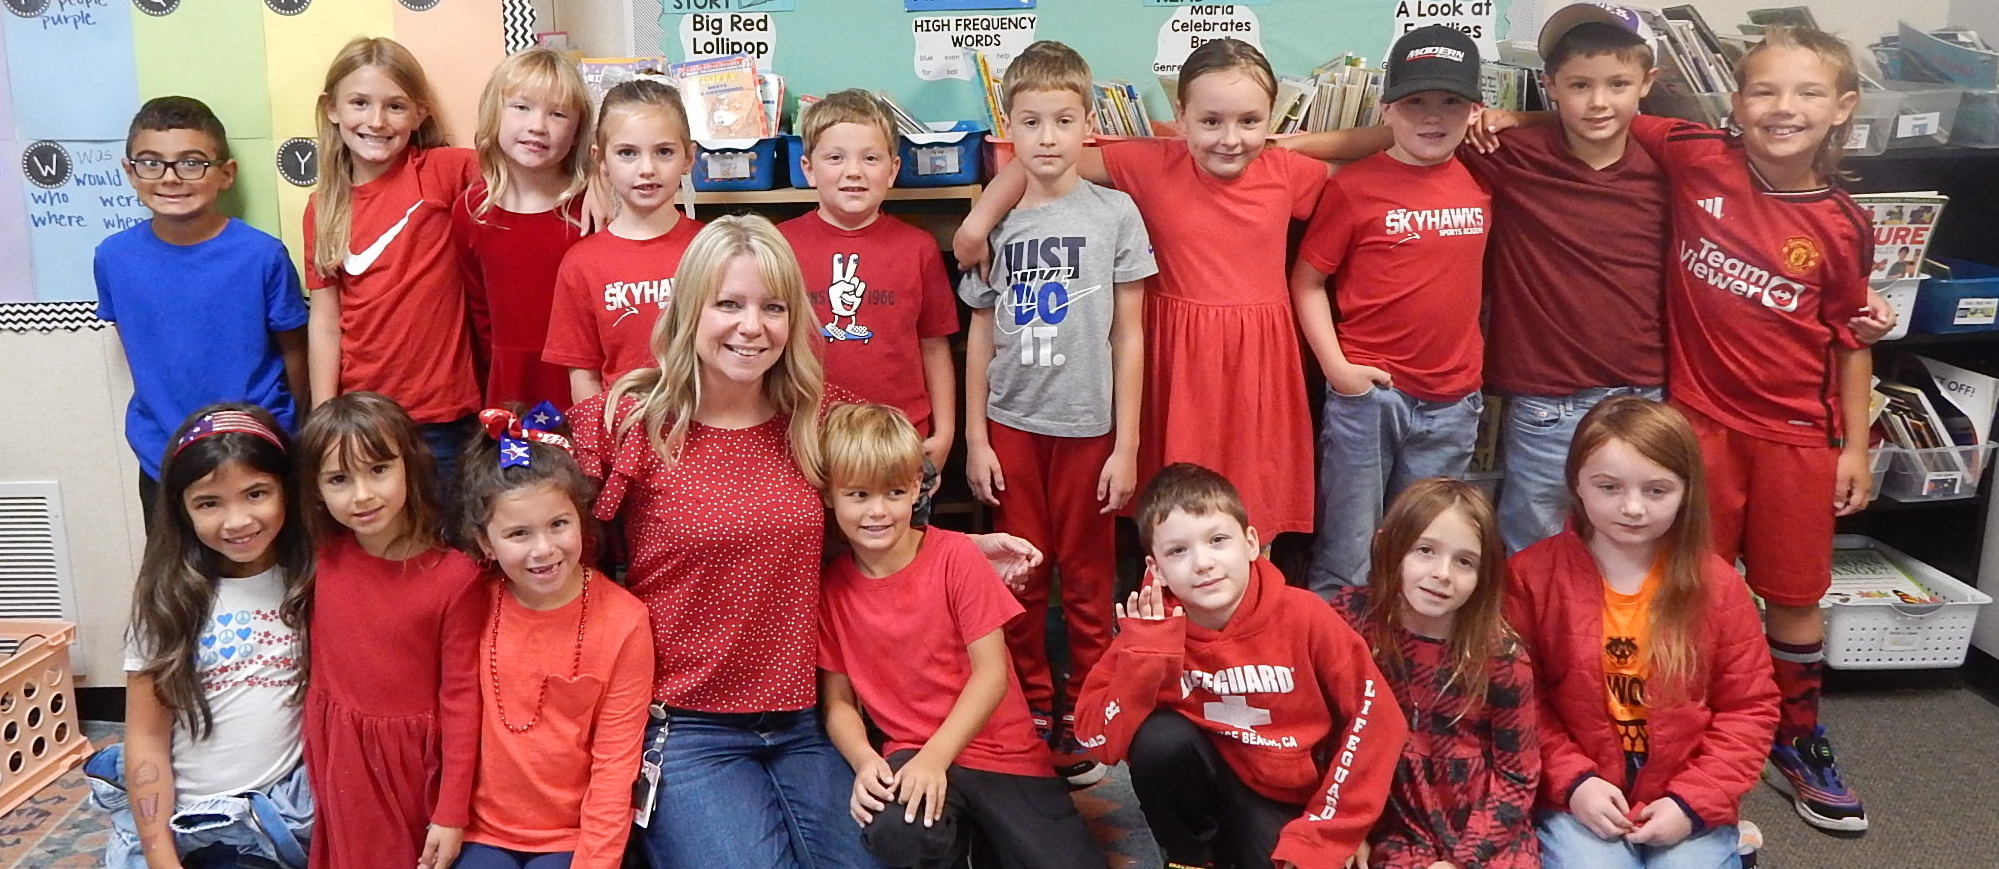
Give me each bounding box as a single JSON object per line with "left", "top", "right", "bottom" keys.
{"left": 1822, "top": 536, "right": 1993, "bottom": 669}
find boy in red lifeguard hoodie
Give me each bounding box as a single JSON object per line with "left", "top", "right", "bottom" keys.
{"left": 1074, "top": 463, "right": 1408, "bottom": 869}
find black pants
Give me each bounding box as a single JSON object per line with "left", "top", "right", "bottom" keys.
{"left": 863, "top": 750, "right": 1106, "bottom": 869}
{"left": 1128, "top": 710, "right": 1302, "bottom": 869}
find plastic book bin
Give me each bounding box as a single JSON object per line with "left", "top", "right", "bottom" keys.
{"left": 1845, "top": 90, "right": 1904, "bottom": 156}
{"left": 1868, "top": 445, "right": 1892, "bottom": 495}
{"left": 896, "top": 122, "right": 986, "bottom": 187}
{"left": 1950, "top": 89, "right": 1999, "bottom": 148}
{"left": 0, "top": 620, "right": 91, "bottom": 817}
{"left": 692, "top": 137, "right": 781, "bottom": 192}
{"left": 1880, "top": 442, "right": 1995, "bottom": 502}
{"left": 782, "top": 134, "right": 811, "bottom": 188}
{"left": 1884, "top": 83, "right": 1964, "bottom": 150}
{"left": 1912, "top": 259, "right": 1999, "bottom": 335}
{"left": 1822, "top": 536, "right": 1993, "bottom": 669}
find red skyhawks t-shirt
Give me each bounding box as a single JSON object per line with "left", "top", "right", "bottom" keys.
{"left": 542, "top": 216, "right": 703, "bottom": 385}
{"left": 1629, "top": 115, "right": 1870, "bottom": 447}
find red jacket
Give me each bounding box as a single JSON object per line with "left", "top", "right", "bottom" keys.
{"left": 1504, "top": 526, "right": 1778, "bottom": 829}
{"left": 1075, "top": 560, "right": 1408, "bottom": 868}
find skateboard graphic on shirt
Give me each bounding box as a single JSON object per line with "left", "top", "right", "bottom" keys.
{"left": 823, "top": 253, "right": 872, "bottom": 343}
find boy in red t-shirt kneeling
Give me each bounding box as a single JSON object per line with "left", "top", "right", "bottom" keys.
{"left": 816, "top": 403, "right": 1105, "bottom": 869}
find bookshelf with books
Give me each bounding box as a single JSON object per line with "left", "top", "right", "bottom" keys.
{"left": 1838, "top": 145, "right": 1999, "bottom": 683}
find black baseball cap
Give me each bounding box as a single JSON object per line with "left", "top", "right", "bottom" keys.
{"left": 1384, "top": 25, "right": 1483, "bottom": 104}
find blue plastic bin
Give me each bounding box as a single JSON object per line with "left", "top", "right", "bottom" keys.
{"left": 1914, "top": 259, "right": 1999, "bottom": 335}
{"left": 783, "top": 134, "right": 812, "bottom": 188}
{"left": 896, "top": 121, "right": 986, "bottom": 187}
{"left": 693, "top": 137, "right": 780, "bottom": 192}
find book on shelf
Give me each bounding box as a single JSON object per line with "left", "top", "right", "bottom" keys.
{"left": 1827, "top": 547, "right": 1942, "bottom": 605}
{"left": 872, "top": 90, "right": 930, "bottom": 137}
{"left": 758, "top": 73, "right": 786, "bottom": 136}
{"left": 670, "top": 54, "right": 769, "bottom": 140}
{"left": 1854, "top": 192, "right": 1948, "bottom": 282}
{"left": 1897, "top": 22, "right": 1999, "bottom": 88}
{"left": 577, "top": 56, "right": 669, "bottom": 111}
{"left": 974, "top": 50, "right": 1006, "bottom": 131}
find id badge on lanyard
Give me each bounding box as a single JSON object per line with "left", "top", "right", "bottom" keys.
{"left": 632, "top": 702, "right": 670, "bottom": 827}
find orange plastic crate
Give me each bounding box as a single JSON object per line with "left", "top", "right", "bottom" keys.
{"left": 0, "top": 620, "right": 92, "bottom": 817}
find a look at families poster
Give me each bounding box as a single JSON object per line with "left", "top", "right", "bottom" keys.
{"left": 0, "top": 0, "right": 510, "bottom": 307}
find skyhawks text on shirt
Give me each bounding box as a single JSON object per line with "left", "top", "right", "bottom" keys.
{"left": 1385, "top": 205, "right": 1486, "bottom": 238}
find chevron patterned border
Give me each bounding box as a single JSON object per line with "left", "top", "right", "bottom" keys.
{"left": 0, "top": 301, "right": 108, "bottom": 333}
{"left": 502, "top": 0, "right": 534, "bottom": 53}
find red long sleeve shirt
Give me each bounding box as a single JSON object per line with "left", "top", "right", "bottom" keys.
{"left": 1074, "top": 559, "right": 1408, "bottom": 868}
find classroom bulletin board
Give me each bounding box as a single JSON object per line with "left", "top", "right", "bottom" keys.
{"left": 0, "top": 0, "right": 1515, "bottom": 320}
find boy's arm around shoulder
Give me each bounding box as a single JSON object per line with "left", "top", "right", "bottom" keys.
{"left": 1269, "top": 605, "right": 1409, "bottom": 869}
{"left": 575, "top": 596, "right": 656, "bottom": 869}
{"left": 1660, "top": 559, "right": 1779, "bottom": 830}
{"left": 1273, "top": 126, "right": 1395, "bottom": 164}
{"left": 1073, "top": 607, "right": 1187, "bottom": 765}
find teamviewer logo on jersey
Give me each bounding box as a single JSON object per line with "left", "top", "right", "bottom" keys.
{"left": 1696, "top": 196, "right": 1725, "bottom": 218}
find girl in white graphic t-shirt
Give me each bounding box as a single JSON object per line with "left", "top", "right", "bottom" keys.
{"left": 88, "top": 404, "right": 315, "bottom": 869}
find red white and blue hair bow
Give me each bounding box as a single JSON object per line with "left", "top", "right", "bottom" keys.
{"left": 480, "top": 401, "right": 571, "bottom": 468}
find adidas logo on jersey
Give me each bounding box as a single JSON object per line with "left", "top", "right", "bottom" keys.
{"left": 1696, "top": 196, "right": 1725, "bottom": 218}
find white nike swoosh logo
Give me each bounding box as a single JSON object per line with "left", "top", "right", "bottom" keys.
{"left": 344, "top": 201, "right": 424, "bottom": 276}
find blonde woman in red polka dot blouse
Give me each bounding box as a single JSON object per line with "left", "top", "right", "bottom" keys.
{"left": 570, "top": 214, "right": 1038, "bottom": 869}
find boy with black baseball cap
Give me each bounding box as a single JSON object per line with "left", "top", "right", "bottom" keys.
{"left": 1289, "top": 24, "right": 1495, "bottom": 594}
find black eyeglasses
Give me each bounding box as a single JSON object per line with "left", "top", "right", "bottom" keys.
{"left": 127, "top": 158, "right": 216, "bottom": 180}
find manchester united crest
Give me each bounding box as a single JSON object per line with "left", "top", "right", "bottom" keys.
{"left": 1780, "top": 236, "right": 1821, "bottom": 276}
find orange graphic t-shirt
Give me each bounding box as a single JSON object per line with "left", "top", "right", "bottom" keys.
{"left": 1602, "top": 564, "right": 1660, "bottom": 779}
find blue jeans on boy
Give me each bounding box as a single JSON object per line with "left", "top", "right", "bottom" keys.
{"left": 1308, "top": 384, "right": 1483, "bottom": 596}
{"left": 1537, "top": 810, "right": 1740, "bottom": 869}
{"left": 637, "top": 708, "right": 884, "bottom": 869}
{"left": 85, "top": 743, "right": 314, "bottom": 869}
{"left": 1496, "top": 386, "right": 1665, "bottom": 554}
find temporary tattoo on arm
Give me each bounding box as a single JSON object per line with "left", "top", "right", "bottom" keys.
{"left": 136, "top": 793, "right": 161, "bottom": 823}
{"left": 132, "top": 761, "right": 160, "bottom": 787}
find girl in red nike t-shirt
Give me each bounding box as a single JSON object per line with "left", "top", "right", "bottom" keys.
{"left": 306, "top": 38, "right": 482, "bottom": 484}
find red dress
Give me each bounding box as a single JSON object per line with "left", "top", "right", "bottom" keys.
{"left": 304, "top": 535, "right": 485, "bottom": 867}
{"left": 452, "top": 186, "right": 584, "bottom": 409}
{"left": 1101, "top": 139, "right": 1327, "bottom": 535}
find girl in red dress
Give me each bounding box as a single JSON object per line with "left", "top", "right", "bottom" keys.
{"left": 453, "top": 47, "right": 593, "bottom": 410}
{"left": 299, "top": 392, "right": 484, "bottom": 869}
{"left": 955, "top": 38, "right": 1339, "bottom": 537}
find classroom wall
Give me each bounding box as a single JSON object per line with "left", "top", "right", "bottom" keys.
{"left": 0, "top": 0, "right": 1984, "bottom": 686}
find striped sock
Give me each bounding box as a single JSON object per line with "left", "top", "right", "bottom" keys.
{"left": 1769, "top": 638, "right": 1824, "bottom": 743}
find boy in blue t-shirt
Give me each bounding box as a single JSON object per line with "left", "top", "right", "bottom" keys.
{"left": 96, "top": 96, "right": 308, "bottom": 528}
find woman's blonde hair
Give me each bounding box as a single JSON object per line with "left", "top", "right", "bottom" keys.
{"left": 1567, "top": 397, "right": 1711, "bottom": 699}
{"left": 471, "top": 47, "right": 594, "bottom": 224}
{"left": 1735, "top": 26, "right": 1860, "bottom": 185}
{"left": 603, "top": 214, "right": 826, "bottom": 486}
{"left": 311, "top": 37, "right": 445, "bottom": 278}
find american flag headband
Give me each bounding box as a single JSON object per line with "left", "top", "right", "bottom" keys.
{"left": 480, "top": 402, "right": 572, "bottom": 469}
{"left": 173, "top": 411, "right": 285, "bottom": 457}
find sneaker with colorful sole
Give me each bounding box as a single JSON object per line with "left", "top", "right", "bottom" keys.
{"left": 1765, "top": 726, "right": 1868, "bottom": 832}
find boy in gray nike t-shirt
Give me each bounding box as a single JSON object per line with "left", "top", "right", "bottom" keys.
{"left": 956, "top": 40, "right": 1156, "bottom": 788}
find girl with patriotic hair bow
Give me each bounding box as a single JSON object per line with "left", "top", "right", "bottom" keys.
{"left": 449, "top": 403, "right": 653, "bottom": 869}
{"left": 296, "top": 392, "right": 484, "bottom": 869}
{"left": 86, "top": 403, "right": 315, "bottom": 869}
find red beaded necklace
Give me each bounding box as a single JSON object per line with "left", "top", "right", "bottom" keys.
{"left": 488, "top": 570, "right": 592, "bottom": 733}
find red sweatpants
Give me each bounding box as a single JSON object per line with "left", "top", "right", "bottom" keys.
{"left": 987, "top": 422, "right": 1117, "bottom": 716}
